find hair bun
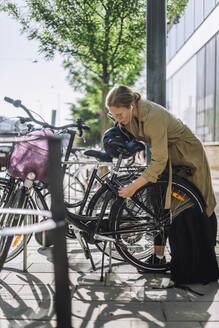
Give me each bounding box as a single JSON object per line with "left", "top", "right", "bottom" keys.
{"left": 134, "top": 92, "right": 141, "bottom": 101}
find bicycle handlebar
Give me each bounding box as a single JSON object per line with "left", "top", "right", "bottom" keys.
{"left": 4, "top": 96, "right": 90, "bottom": 136}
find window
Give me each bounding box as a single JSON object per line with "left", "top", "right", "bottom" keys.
{"left": 204, "top": 0, "right": 216, "bottom": 18}
{"left": 205, "top": 37, "right": 216, "bottom": 141}
{"left": 167, "top": 78, "right": 173, "bottom": 112}
{"left": 196, "top": 47, "right": 205, "bottom": 140}
{"left": 168, "top": 57, "right": 197, "bottom": 133}
{"left": 176, "top": 15, "right": 185, "bottom": 51}
{"left": 194, "top": 0, "right": 204, "bottom": 29}
{"left": 168, "top": 24, "right": 177, "bottom": 60}
{"left": 184, "top": 0, "right": 195, "bottom": 41}
{"left": 215, "top": 33, "right": 219, "bottom": 141}
{"left": 166, "top": 33, "right": 171, "bottom": 63}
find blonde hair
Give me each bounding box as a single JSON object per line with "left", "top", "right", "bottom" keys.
{"left": 105, "top": 85, "right": 141, "bottom": 109}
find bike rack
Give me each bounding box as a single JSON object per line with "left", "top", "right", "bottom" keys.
{"left": 0, "top": 135, "right": 72, "bottom": 327}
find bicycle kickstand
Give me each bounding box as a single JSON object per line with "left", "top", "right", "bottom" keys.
{"left": 84, "top": 239, "right": 96, "bottom": 271}
{"left": 100, "top": 241, "right": 107, "bottom": 282}
{"left": 103, "top": 241, "right": 115, "bottom": 286}
{"left": 74, "top": 230, "right": 96, "bottom": 271}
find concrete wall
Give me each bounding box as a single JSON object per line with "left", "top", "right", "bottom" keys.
{"left": 204, "top": 144, "right": 219, "bottom": 171}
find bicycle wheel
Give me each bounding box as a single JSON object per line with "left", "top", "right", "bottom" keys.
{"left": 63, "top": 165, "right": 101, "bottom": 206}
{"left": 0, "top": 178, "right": 36, "bottom": 262}
{"left": 63, "top": 170, "right": 86, "bottom": 203}
{"left": 86, "top": 173, "right": 141, "bottom": 261}
{"left": 109, "top": 175, "right": 206, "bottom": 272}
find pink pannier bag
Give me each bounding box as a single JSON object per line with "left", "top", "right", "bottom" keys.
{"left": 8, "top": 128, "right": 54, "bottom": 183}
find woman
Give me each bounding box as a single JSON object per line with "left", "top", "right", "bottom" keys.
{"left": 105, "top": 85, "right": 218, "bottom": 274}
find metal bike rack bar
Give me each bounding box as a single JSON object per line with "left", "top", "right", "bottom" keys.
{"left": 0, "top": 134, "right": 72, "bottom": 327}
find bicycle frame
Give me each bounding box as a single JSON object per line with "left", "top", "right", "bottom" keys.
{"left": 63, "top": 160, "right": 112, "bottom": 213}
{"left": 65, "top": 153, "right": 132, "bottom": 239}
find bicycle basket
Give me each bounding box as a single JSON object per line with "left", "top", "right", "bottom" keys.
{"left": 8, "top": 128, "right": 54, "bottom": 183}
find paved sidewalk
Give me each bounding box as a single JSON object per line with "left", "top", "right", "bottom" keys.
{"left": 0, "top": 179, "right": 219, "bottom": 327}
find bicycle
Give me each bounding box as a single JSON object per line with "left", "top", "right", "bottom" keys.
{"left": 0, "top": 134, "right": 72, "bottom": 327}
{"left": 64, "top": 129, "right": 206, "bottom": 273}
{"left": 0, "top": 97, "right": 141, "bottom": 263}
{"left": 1, "top": 97, "right": 206, "bottom": 274}
{"left": 0, "top": 97, "right": 90, "bottom": 263}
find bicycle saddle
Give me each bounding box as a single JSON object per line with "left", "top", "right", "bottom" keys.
{"left": 84, "top": 150, "right": 113, "bottom": 162}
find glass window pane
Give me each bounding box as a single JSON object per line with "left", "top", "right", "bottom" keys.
{"left": 166, "top": 33, "right": 171, "bottom": 63}
{"left": 215, "top": 33, "right": 219, "bottom": 141}
{"left": 205, "top": 37, "right": 216, "bottom": 141}
{"left": 169, "top": 25, "right": 177, "bottom": 60}
{"left": 176, "top": 15, "right": 185, "bottom": 50}
{"left": 184, "top": 0, "right": 195, "bottom": 40}
{"left": 167, "top": 78, "right": 173, "bottom": 112}
{"left": 169, "top": 57, "right": 197, "bottom": 133}
{"left": 196, "top": 47, "right": 205, "bottom": 141}
{"left": 204, "top": 0, "right": 216, "bottom": 18}
{"left": 194, "top": 0, "right": 204, "bottom": 29}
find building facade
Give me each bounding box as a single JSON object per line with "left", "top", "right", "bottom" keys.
{"left": 166, "top": 0, "right": 219, "bottom": 148}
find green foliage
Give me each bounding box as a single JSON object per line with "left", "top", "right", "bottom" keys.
{"left": 167, "top": 0, "right": 188, "bottom": 25}
{"left": 1, "top": 0, "right": 147, "bottom": 145}
{"left": 70, "top": 82, "right": 104, "bottom": 146}
{"left": 0, "top": 0, "right": 187, "bottom": 146}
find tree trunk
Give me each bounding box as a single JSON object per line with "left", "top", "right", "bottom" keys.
{"left": 101, "top": 80, "right": 110, "bottom": 146}
{"left": 99, "top": 80, "right": 110, "bottom": 177}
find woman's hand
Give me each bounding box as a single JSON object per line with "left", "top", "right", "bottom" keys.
{"left": 118, "top": 175, "right": 148, "bottom": 199}
{"left": 118, "top": 184, "right": 137, "bottom": 198}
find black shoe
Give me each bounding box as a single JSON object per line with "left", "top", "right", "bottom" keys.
{"left": 137, "top": 254, "right": 167, "bottom": 273}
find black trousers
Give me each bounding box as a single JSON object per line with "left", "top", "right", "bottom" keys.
{"left": 168, "top": 207, "right": 219, "bottom": 284}
{"left": 155, "top": 210, "right": 217, "bottom": 246}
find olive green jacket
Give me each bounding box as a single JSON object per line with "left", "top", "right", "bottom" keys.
{"left": 124, "top": 99, "right": 216, "bottom": 217}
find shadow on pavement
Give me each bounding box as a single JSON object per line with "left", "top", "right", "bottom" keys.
{"left": 0, "top": 268, "right": 55, "bottom": 327}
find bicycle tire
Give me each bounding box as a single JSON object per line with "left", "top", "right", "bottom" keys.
{"left": 0, "top": 178, "right": 36, "bottom": 262}
{"left": 0, "top": 178, "right": 18, "bottom": 267}
{"left": 86, "top": 173, "right": 141, "bottom": 261}
{"left": 109, "top": 175, "right": 206, "bottom": 272}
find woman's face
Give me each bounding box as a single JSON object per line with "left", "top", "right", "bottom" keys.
{"left": 108, "top": 106, "right": 132, "bottom": 125}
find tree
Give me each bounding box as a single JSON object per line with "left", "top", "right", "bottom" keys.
{"left": 0, "top": 0, "right": 188, "bottom": 145}
{"left": 167, "top": 0, "right": 188, "bottom": 32}
{"left": 1, "top": 0, "right": 146, "bottom": 137}
{"left": 70, "top": 80, "right": 104, "bottom": 147}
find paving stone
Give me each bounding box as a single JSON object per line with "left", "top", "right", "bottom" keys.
{"left": 0, "top": 178, "right": 218, "bottom": 327}
{"left": 26, "top": 263, "right": 54, "bottom": 273}
{"left": 186, "top": 281, "right": 219, "bottom": 302}
{"left": 0, "top": 298, "right": 55, "bottom": 321}
{"left": 164, "top": 324, "right": 202, "bottom": 328}
{"left": 71, "top": 318, "right": 162, "bottom": 328}
{"left": 200, "top": 323, "right": 219, "bottom": 328}
{"left": 96, "top": 301, "right": 165, "bottom": 326}
{"left": 74, "top": 285, "right": 144, "bottom": 301}
{"left": 0, "top": 319, "right": 57, "bottom": 328}
{"left": 0, "top": 283, "right": 21, "bottom": 300}
{"left": 163, "top": 301, "right": 219, "bottom": 321}
{"left": 1, "top": 272, "right": 55, "bottom": 285}
{"left": 144, "top": 288, "right": 190, "bottom": 302}
{"left": 14, "top": 283, "right": 55, "bottom": 300}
